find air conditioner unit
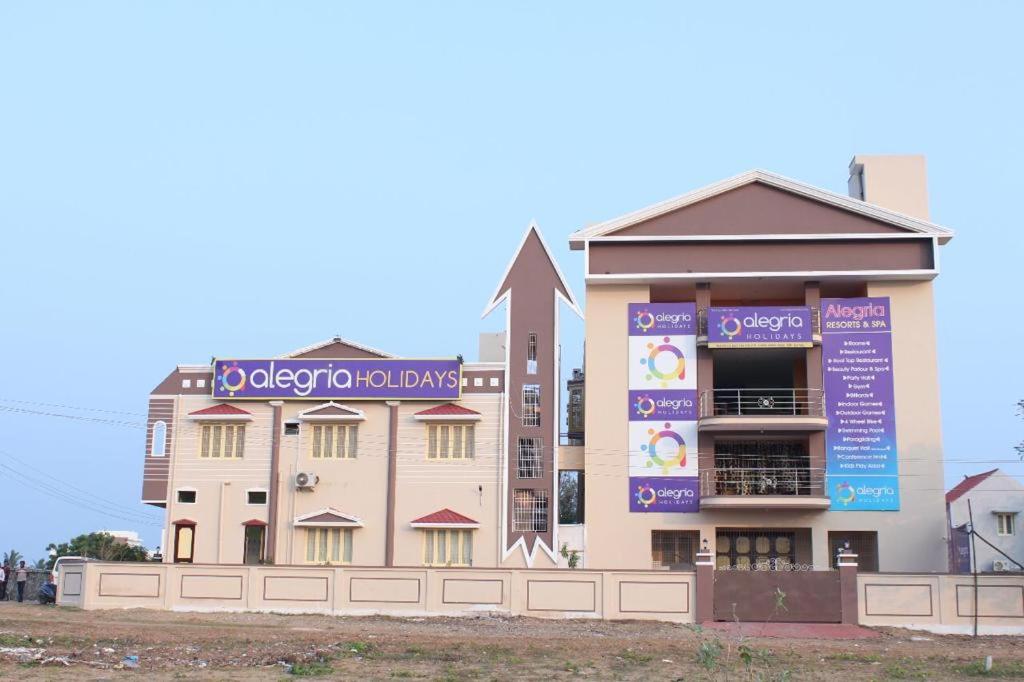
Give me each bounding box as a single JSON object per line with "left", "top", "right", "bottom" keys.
{"left": 295, "top": 472, "right": 319, "bottom": 490}
{"left": 992, "top": 559, "right": 1011, "bottom": 572}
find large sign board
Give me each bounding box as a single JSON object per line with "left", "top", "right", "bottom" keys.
{"left": 626, "top": 304, "right": 699, "bottom": 512}
{"left": 707, "top": 306, "right": 813, "bottom": 348}
{"left": 821, "top": 297, "right": 899, "bottom": 511}
{"left": 212, "top": 358, "right": 462, "bottom": 400}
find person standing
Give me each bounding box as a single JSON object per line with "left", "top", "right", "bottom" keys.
{"left": 0, "top": 562, "right": 7, "bottom": 601}
{"left": 15, "top": 561, "right": 27, "bottom": 603}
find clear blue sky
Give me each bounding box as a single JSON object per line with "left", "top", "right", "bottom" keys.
{"left": 1, "top": 2, "right": 1021, "bottom": 556}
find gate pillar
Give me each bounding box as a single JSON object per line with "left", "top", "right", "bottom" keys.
{"left": 838, "top": 552, "right": 859, "bottom": 625}
{"left": 695, "top": 548, "right": 715, "bottom": 623}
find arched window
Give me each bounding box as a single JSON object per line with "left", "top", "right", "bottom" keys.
{"left": 151, "top": 420, "right": 167, "bottom": 457}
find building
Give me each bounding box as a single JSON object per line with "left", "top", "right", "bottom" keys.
{"left": 142, "top": 155, "right": 953, "bottom": 574}
{"left": 143, "top": 226, "right": 580, "bottom": 569}
{"left": 97, "top": 531, "right": 144, "bottom": 548}
{"left": 947, "top": 469, "right": 1024, "bottom": 573}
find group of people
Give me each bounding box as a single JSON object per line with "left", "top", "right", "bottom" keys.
{"left": 0, "top": 561, "right": 30, "bottom": 602}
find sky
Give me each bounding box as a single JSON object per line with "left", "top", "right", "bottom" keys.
{"left": 0, "top": 1, "right": 1022, "bottom": 557}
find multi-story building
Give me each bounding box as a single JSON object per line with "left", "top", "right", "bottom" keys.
{"left": 142, "top": 155, "right": 953, "bottom": 574}
{"left": 947, "top": 469, "right": 1024, "bottom": 573}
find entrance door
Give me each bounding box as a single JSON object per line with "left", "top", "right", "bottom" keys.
{"left": 174, "top": 524, "right": 195, "bottom": 563}
{"left": 243, "top": 525, "right": 265, "bottom": 565}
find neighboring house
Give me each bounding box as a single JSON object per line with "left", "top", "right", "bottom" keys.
{"left": 946, "top": 469, "right": 1024, "bottom": 573}
{"left": 97, "top": 530, "right": 144, "bottom": 548}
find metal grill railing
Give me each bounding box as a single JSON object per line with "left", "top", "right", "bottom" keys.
{"left": 699, "top": 388, "right": 824, "bottom": 418}
{"left": 512, "top": 489, "right": 549, "bottom": 532}
{"left": 700, "top": 466, "right": 825, "bottom": 497}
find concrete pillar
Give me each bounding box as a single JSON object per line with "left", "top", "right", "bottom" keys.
{"left": 695, "top": 550, "right": 715, "bottom": 623}
{"left": 696, "top": 283, "right": 714, "bottom": 482}
{"left": 838, "top": 552, "right": 859, "bottom": 625}
{"left": 385, "top": 401, "right": 400, "bottom": 567}
{"left": 266, "top": 401, "right": 284, "bottom": 563}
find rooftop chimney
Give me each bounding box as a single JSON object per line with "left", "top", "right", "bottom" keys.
{"left": 847, "top": 154, "right": 930, "bottom": 221}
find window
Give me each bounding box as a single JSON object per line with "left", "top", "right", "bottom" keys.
{"left": 151, "top": 420, "right": 167, "bottom": 457}
{"left": 422, "top": 529, "right": 473, "bottom": 566}
{"left": 427, "top": 424, "right": 475, "bottom": 459}
{"left": 177, "top": 489, "right": 197, "bottom": 504}
{"left": 828, "top": 531, "right": 879, "bottom": 572}
{"left": 196, "top": 379, "right": 206, "bottom": 388}
{"left": 243, "top": 525, "right": 265, "bottom": 565}
{"left": 651, "top": 530, "right": 699, "bottom": 570}
{"left": 527, "top": 332, "right": 538, "bottom": 374}
{"left": 247, "top": 490, "right": 267, "bottom": 505}
{"left": 997, "top": 513, "right": 1017, "bottom": 537}
{"left": 311, "top": 424, "right": 357, "bottom": 459}
{"left": 558, "top": 471, "right": 584, "bottom": 524}
{"left": 512, "top": 489, "right": 548, "bottom": 532}
{"left": 284, "top": 421, "right": 300, "bottom": 436}
{"left": 522, "top": 384, "right": 540, "bottom": 427}
{"left": 200, "top": 423, "right": 245, "bottom": 458}
{"left": 304, "top": 527, "right": 353, "bottom": 564}
{"left": 517, "top": 437, "right": 543, "bottom": 478}
{"left": 174, "top": 523, "right": 195, "bottom": 563}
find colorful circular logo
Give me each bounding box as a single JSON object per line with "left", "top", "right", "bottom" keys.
{"left": 641, "top": 422, "right": 686, "bottom": 475}
{"left": 634, "top": 309, "right": 655, "bottom": 333}
{"left": 641, "top": 337, "right": 685, "bottom": 388}
{"left": 634, "top": 484, "right": 657, "bottom": 508}
{"left": 633, "top": 394, "right": 656, "bottom": 418}
{"left": 718, "top": 314, "right": 742, "bottom": 340}
{"left": 835, "top": 482, "right": 856, "bottom": 505}
{"left": 219, "top": 362, "right": 247, "bottom": 397}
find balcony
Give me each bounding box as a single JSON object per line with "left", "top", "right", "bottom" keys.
{"left": 698, "top": 388, "right": 827, "bottom": 432}
{"left": 699, "top": 466, "right": 830, "bottom": 510}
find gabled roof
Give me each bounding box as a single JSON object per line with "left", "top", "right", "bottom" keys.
{"left": 410, "top": 508, "right": 480, "bottom": 528}
{"left": 297, "top": 402, "right": 366, "bottom": 421}
{"left": 569, "top": 170, "right": 954, "bottom": 248}
{"left": 280, "top": 336, "right": 394, "bottom": 359}
{"left": 413, "top": 404, "right": 482, "bottom": 421}
{"left": 294, "top": 508, "right": 364, "bottom": 527}
{"left": 946, "top": 469, "right": 999, "bottom": 504}
{"left": 188, "top": 404, "right": 252, "bottom": 420}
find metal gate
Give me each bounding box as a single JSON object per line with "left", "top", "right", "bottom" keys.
{"left": 713, "top": 570, "right": 841, "bottom": 622}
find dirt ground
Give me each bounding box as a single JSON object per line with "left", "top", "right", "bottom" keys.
{"left": 1, "top": 603, "right": 1023, "bottom": 680}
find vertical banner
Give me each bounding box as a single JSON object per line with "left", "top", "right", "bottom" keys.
{"left": 627, "top": 303, "right": 699, "bottom": 512}
{"left": 822, "top": 297, "right": 899, "bottom": 511}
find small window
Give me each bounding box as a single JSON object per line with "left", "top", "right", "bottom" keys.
{"left": 558, "top": 471, "right": 585, "bottom": 524}
{"left": 196, "top": 379, "right": 206, "bottom": 388}
{"left": 151, "top": 420, "right": 167, "bottom": 457}
{"left": 522, "top": 384, "right": 540, "bottom": 427}
{"left": 427, "top": 424, "right": 475, "bottom": 460}
{"left": 182, "top": 379, "right": 192, "bottom": 388}
{"left": 311, "top": 424, "right": 357, "bottom": 459}
{"left": 247, "top": 490, "right": 267, "bottom": 505}
{"left": 303, "top": 527, "right": 353, "bottom": 564}
{"left": 177, "top": 489, "right": 197, "bottom": 504}
{"left": 423, "top": 529, "right": 473, "bottom": 566}
{"left": 517, "top": 437, "right": 543, "bottom": 478}
{"left": 527, "top": 332, "right": 538, "bottom": 374}
{"left": 651, "top": 530, "right": 699, "bottom": 570}
{"left": 199, "top": 423, "right": 245, "bottom": 458}
{"left": 284, "top": 422, "right": 300, "bottom": 436}
{"left": 997, "top": 513, "right": 1016, "bottom": 536}
{"left": 512, "top": 489, "right": 548, "bottom": 533}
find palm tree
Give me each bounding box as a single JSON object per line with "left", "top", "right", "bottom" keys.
{"left": 2, "top": 549, "right": 22, "bottom": 567}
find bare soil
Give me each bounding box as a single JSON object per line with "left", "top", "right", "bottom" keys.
{"left": 1, "top": 602, "right": 1023, "bottom": 680}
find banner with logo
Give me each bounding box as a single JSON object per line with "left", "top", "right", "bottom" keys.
{"left": 627, "top": 303, "right": 699, "bottom": 512}
{"left": 821, "top": 297, "right": 899, "bottom": 510}
{"left": 707, "top": 306, "right": 813, "bottom": 348}
{"left": 212, "top": 358, "right": 462, "bottom": 400}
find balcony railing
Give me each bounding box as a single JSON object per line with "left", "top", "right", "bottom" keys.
{"left": 700, "top": 466, "right": 826, "bottom": 497}
{"left": 699, "top": 388, "right": 825, "bottom": 418}
{"left": 696, "top": 307, "right": 821, "bottom": 337}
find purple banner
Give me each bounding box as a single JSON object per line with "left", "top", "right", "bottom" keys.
{"left": 629, "top": 477, "right": 699, "bottom": 512}
{"left": 707, "top": 306, "right": 813, "bottom": 347}
{"left": 822, "top": 297, "right": 899, "bottom": 511}
{"left": 213, "top": 358, "right": 462, "bottom": 400}
{"left": 628, "top": 390, "right": 698, "bottom": 421}
{"left": 628, "top": 303, "right": 697, "bottom": 336}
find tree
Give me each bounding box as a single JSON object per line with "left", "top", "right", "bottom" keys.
{"left": 2, "top": 549, "right": 22, "bottom": 567}
{"left": 46, "top": 532, "right": 148, "bottom": 569}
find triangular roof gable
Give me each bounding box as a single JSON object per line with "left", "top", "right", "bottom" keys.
{"left": 946, "top": 469, "right": 999, "bottom": 504}
{"left": 297, "top": 402, "right": 365, "bottom": 420}
{"left": 569, "top": 170, "right": 953, "bottom": 246}
{"left": 294, "top": 507, "right": 363, "bottom": 526}
{"left": 483, "top": 221, "right": 582, "bottom": 318}
{"left": 282, "top": 336, "right": 394, "bottom": 359}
